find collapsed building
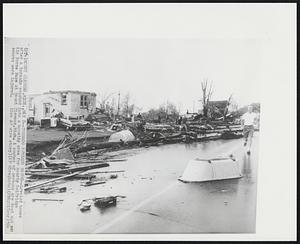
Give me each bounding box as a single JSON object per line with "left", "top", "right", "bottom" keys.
{"left": 27, "top": 90, "right": 97, "bottom": 125}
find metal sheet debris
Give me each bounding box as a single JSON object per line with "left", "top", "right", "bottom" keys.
{"left": 179, "top": 157, "right": 242, "bottom": 183}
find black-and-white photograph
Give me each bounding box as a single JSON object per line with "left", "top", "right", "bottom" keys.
{"left": 3, "top": 3, "right": 296, "bottom": 241}
{"left": 21, "top": 38, "right": 261, "bottom": 233}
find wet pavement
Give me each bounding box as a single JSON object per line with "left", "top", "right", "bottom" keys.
{"left": 23, "top": 132, "right": 259, "bottom": 234}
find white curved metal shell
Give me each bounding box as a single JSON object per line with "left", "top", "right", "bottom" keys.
{"left": 108, "top": 129, "right": 135, "bottom": 143}
{"left": 179, "top": 157, "right": 242, "bottom": 183}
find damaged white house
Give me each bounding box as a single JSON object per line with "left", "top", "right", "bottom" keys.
{"left": 27, "top": 90, "right": 97, "bottom": 123}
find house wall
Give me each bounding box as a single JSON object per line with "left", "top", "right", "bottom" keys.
{"left": 69, "top": 93, "right": 96, "bottom": 119}
{"left": 27, "top": 91, "right": 96, "bottom": 123}
{"left": 29, "top": 93, "right": 64, "bottom": 122}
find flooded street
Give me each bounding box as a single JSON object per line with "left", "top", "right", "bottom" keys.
{"left": 23, "top": 133, "right": 259, "bottom": 234}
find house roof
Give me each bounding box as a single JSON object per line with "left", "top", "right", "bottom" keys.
{"left": 44, "top": 90, "right": 96, "bottom": 96}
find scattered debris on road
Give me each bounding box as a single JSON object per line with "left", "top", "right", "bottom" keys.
{"left": 32, "top": 198, "right": 64, "bottom": 202}
{"left": 81, "top": 179, "right": 106, "bottom": 187}
{"left": 39, "top": 186, "right": 67, "bottom": 193}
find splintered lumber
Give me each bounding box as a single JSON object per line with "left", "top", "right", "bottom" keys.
{"left": 32, "top": 199, "right": 64, "bottom": 202}
{"left": 205, "top": 128, "right": 242, "bottom": 133}
{"left": 48, "top": 162, "right": 110, "bottom": 174}
{"left": 91, "top": 170, "right": 125, "bottom": 174}
{"left": 198, "top": 136, "right": 220, "bottom": 141}
{"left": 75, "top": 141, "right": 139, "bottom": 153}
{"left": 105, "top": 158, "right": 127, "bottom": 162}
{"left": 27, "top": 172, "right": 96, "bottom": 180}
{"left": 75, "top": 141, "right": 123, "bottom": 153}
{"left": 141, "top": 138, "right": 164, "bottom": 144}
{"left": 81, "top": 180, "right": 106, "bottom": 187}
{"left": 26, "top": 162, "right": 39, "bottom": 168}
{"left": 24, "top": 171, "right": 85, "bottom": 192}
{"left": 74, "top": 158, "right": 127, "bottom": 164}
{"left": 26, "top": 169, "right": 52, "bottom": 173}
{"left": 39, "top": 186, "right": 67, "bottom": 193}
{"left": 164, "top": 132, "right": 183, "bottom": 139}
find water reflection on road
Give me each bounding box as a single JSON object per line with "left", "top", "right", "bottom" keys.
{"left": 242, "top": 153, "right": 253, "bottom": 181}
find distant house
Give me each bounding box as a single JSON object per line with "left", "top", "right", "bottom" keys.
{"left": 207, "top": 100, "right": 229, "bottom": 118}
{"left": 27, "top": 90, "right": 96, "bottom": 123}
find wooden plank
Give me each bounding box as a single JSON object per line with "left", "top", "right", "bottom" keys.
{"left": 74, "top": 158, "right": 127, "bottom": 164}
{"left": 32, "top": 199, "right": 64, "bottom": 202}
{"left": 75, "top": 141, "right": 139, "bottom": 153}
{"left": 48, "top": 162, "right": 109, "bottom": 174}
{"left": 90, "top": 170, "right": 125, "bottom": 174}
{"left": 27, "top": 172, "right": 96, "bottom": 180}
{"left": 24, "top": 171, "right": 85, "bottom": 191}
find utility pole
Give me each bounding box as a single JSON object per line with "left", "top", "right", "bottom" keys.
{"left": 117, "top": 91, "right": 120, "bottom": 117}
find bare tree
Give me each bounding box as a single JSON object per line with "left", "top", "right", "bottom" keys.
{"left": 97, "top": 92, "right": 115, "bottom": 110}
{"left": 201, "top": 79, "right": 213, "bottom": 117}
{"left": 166, "top": 101, "right": 179, "bottom": 116}
{"left": 121, "top": 92, "right": 135, "bottom": 117}
{"left": 109, "top": 97, "right": 116, "bottom": 116}
{"left": 134, "top": 105, "right": 143, "bottom": 113}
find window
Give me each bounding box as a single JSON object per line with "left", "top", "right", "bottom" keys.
{"left": 80, "top": 95, "right": 88, "bottom": 107}
{"left": 44, "top": 103, "right": 51, "bottom": 117}
{"left": 61, "top": 93, "right": 67, "bottom": 105}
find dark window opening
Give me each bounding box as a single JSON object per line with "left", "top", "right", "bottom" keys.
{"left": 61, "top": 93, "right": 67, "bottom": 105}
{"left": 80, "top": 95, "right": 88, "bottom": 107}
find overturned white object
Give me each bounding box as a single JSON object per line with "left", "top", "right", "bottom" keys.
{"left": 179, "top": 157, "right": 242, "bottom": 183}
{"left": 108, "top": 129, "right": 135, "bottom": 143}
{"left": 60, "top": 118, "right": 72, "bottom": 127}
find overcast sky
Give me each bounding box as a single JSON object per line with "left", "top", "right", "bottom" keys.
{"left": 26, "top": 38, "right": 262, "bottom": 113}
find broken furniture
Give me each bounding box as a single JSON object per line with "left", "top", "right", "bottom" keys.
{"left": 79, "top": 200, "right": 92, "bottom": 212}
{"left": 93, "top": 196, "right": 117, "bottom": 209}
{"left": 93, "top": 195, "right": 126, "bottom": 209}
